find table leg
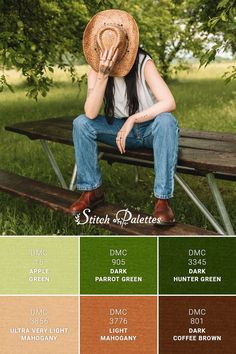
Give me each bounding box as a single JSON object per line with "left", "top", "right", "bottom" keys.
{"left": 69, "top": 164, "right": 77, "bottom": 191}
{"left": 175, "top": 174, "right": 226, "bottom": 235}
{"left": 40, "top": 140, "right": 68, "bottom": 189}
{"left": 69, "top": 152, "right": 104, "bottom": 191}
{"left": 207, "top": 173, "right": 235, "bottom": 235}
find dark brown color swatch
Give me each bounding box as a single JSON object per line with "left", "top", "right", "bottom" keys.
{"left": 160, "top": 296, "right": 236, "bottom": 354}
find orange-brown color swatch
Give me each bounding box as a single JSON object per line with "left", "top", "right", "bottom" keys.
{"left": 81, "top": 296, "right": 157, "bottom": 354}
{"left": 0, "top": 296, "right": 78, "bottom": 354}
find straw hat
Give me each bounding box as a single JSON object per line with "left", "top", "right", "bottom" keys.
{"left": 83, "top": 9, "right": 139, "bottom": 77}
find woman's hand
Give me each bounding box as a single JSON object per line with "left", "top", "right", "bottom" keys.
{"left": 84, "top": 46, "right": 119, "bottom": 119}
{"left": 98, "top": 46, "right": 119, "bottom": 77}
{"left": 116, "top": 116, "right": 135, "bottom": 154}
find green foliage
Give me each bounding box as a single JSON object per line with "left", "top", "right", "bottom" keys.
{"left": 109, "top": 0, "right": 208, "bottom": 79}
{"left": 110, "top": 0, "right": 236, "bottom": 80}
{"left": 198, "top": 0, "right": 236, "bottom": 81}
{"left": 0, "top": 73, "right": 14, "bottom": 93}
{"left": 222, "top": 65, "right": 236, "bottom": 83}
{"left": 0, "top": 0, "right": 109, "bottom": 98}
{"left": 1, "top": 0, "right": 235, "bottom": 99}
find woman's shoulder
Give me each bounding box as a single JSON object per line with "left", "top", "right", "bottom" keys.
{"left": 138, "top": 52, "right": 153, "bottom": 77}
{"left": 138, "top": 51, "right": 153, "bottom": 66}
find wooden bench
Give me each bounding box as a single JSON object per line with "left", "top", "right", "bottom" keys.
{"left": 3, "top": 116, "right": 236, "bottom": 235}
{"left": 0, "top": 170, "right": 215, "bottom": 235}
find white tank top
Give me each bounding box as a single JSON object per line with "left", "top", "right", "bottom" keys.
{"left": 113, "top": 53, "right": 157, "bottom": 118}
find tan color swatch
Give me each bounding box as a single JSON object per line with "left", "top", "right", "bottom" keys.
{"left": 0, "top": 296, "right": 78, "bottom": 354}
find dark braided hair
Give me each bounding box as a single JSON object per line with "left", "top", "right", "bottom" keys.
{"left": 104, "top": 47, "right": 152, "bottom": 124}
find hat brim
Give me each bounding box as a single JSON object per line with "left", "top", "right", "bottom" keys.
{"left": 83, "top": 9, "right": 139, "bottom": 77}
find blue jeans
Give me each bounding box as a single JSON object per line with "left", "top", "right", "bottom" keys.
{"left": 73, "top": 113, "right": 179, "bottom": 199}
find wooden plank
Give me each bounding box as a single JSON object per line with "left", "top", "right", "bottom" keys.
{"left": 6, "top": 116, "right": 236, "bottom": 141}
{"left": 101, "top": 153, "right": 236, "bottom": 181}
{"left": 179, "top": 148, "right": 236, "bottom": 175}
{"left": 181, "top": 129, "right": 236, "bottom": 142}
{"left": 6, "top": 117, "right": 236, "bottom": 150}
{"left": 5, "top": 117, "right": 236, "bottom": 174}
{"left": 100, "top": 146, "right": 236, "bottom": 174}
{"left": 179, "top": 137, "right": 236, "bottom": 153}
{"left": 0, "top": 170, "right": 76, "bottom": 213}
{"left": 0, "top": 170, "right": 216, "bottom": 236}
{"left": 5, "top": 117, "right": 74, "bottom": 146}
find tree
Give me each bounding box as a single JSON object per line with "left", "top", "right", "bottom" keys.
{"left": 1, "top": 0, "right": 235, "bottom": 99}
{"left": 0, "top": 0, "right": 110, "bottom": 98}
{"left": 198, "top": 0, "right": 236, "bottom": 82}
{"left": 109, "top": 0, "right": 211, "bottom": 79}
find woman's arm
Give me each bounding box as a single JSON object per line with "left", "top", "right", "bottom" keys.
{"left": 84, "top": 67, "right": 108, "bottom": 119}
{"left": 84, "top": 47, "right": 119, "bottom": 119}
{"left": 116, "top": 59, "right": 176, "bottom": 154}
{"left": 131, "top": 59, "right": 176, "bottom": 124}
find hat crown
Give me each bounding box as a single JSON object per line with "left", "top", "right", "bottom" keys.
{"left": 83, "top": 9, "right": 139, "bottom": 77}
{"left": 96, "top": 25, "right": 128, "bottom": 64}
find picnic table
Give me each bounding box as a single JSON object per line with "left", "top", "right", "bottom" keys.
{"left": 1, "top": 116, "right": 236, "bottom": 235}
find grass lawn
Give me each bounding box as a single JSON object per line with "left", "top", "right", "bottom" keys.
{"left": 0, "top": 62, "right": 236, "bottom": 235}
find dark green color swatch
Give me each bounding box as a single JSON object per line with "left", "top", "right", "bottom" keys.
{"left": 160, "top": 237, "right": 236, "bottom": 294}
{"left": 80, "top": 237, "right": 157, "bottom": 294}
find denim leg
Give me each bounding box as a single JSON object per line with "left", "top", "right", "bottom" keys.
{"left": 73, "top": 114, "right": 141, "bottom": 190}
{"left": 95, "top": 117, "right": 142, "bottom": 150}
{"left": 73, "top": 114, "right": 103, "bottom": 190}
{"left": 143, "top": 112, "right": 179, "bottom": 199}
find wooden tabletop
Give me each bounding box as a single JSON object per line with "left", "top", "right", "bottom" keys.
{"left": 5, "top": 116, "right": 236, "bottom": 175}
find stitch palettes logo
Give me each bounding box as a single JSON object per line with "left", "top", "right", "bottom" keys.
{"left": 74, "top": 208, "right": 159, "bottom": 227}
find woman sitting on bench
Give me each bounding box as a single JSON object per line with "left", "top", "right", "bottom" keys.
{"left": 70, "top": 9, "right": 179, "bottom": 226}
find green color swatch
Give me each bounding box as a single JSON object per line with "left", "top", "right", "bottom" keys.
{"left": 0, "top": 237, "right": 78, "bottom": 294}
{"left": 80, "top": 237, "right": 157, "bottom": 294}
{"left": 160, "top": 237, "right": 236, "bottom": 294}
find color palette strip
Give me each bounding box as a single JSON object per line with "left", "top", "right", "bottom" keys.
{"left": 159, "top": 237, "right": 236, "bottom": 294}
{"left": 0, "top": 236, "right": 236, "bottom": 353}
{"left": 80, "top": 237, "right": 157, "bottom": 294}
